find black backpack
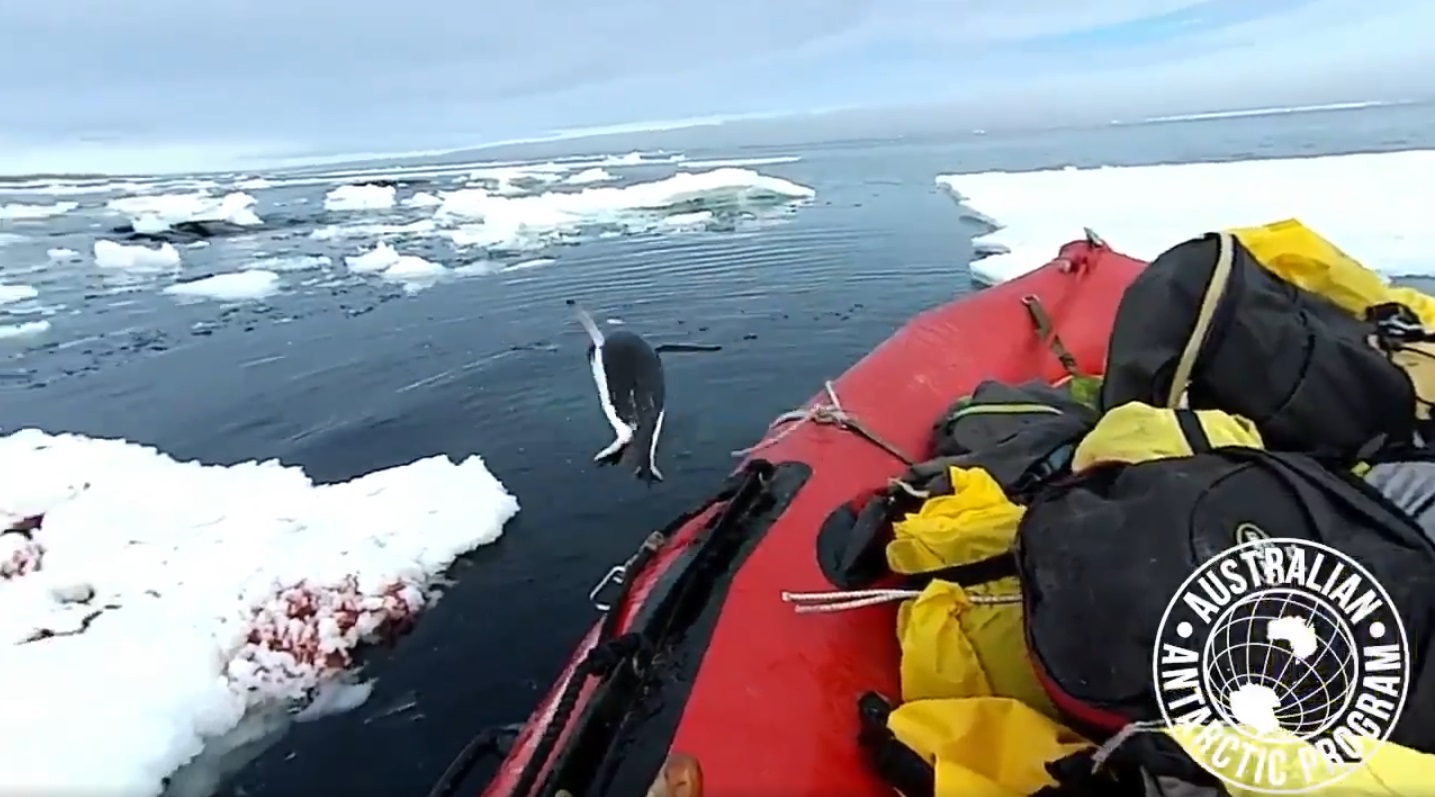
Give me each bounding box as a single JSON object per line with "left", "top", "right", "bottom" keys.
{"left": 814, "top": 380, "right": 1096, "bottom": 591}
{"left": 1011, "top": 445, "right": 1435, "bottom": 761}
{"left": 927, "top": 379, "right": 1098, "bottom": 499}
{"left": 1100, "top": 231, "right": 1416, "bottom": 459}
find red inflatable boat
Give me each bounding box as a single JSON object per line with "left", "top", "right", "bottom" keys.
{"left": 467, "top": 238, "right": 1145, "bottom": 797}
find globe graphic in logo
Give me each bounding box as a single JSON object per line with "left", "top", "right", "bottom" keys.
{"left": 1154, "top": 538, "right": 1411, "bottom": 793}
{"left": 1202, "top": 588, "right": 1359, "bottom": 741}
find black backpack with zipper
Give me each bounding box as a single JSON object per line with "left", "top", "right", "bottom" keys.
{"left": 1100, "top": 231, "right": 1417, "bottom": 460}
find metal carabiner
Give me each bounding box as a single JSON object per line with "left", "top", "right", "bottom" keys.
{"left": 588, "top": 564, "right": 628, "bottom": 612}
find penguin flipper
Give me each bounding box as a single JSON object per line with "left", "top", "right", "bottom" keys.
{"left": 653, "top": 343, "right": 723, "bottom": 353}
{"left": 593, "top": 427, "right": 632, "bottom": 464}
{"left": 595, "top": 444, "right": 627, "bottom": 466}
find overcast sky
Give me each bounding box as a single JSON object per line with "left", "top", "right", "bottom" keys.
{"left": 0, "top": 0, "right": 1429, "bottom": 174}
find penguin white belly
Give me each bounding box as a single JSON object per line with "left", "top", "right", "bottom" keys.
{"left": 589, "top": 345, "right": 633, "bottom": 459}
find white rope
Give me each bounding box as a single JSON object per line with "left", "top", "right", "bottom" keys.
{"left": 733, "top": 381, "right": 914, "bottom": 465}
{"left": 1091, "top": 720, "right": 1169, "bottom": 770}
{"left": 782, "top": 588, "right": 920, "bottom": 613}
{"left": 782, "top": 587, "right": 1022, "bottom": 613}
{"left": 734, "top": 381, "right": 846, "bottom": 458}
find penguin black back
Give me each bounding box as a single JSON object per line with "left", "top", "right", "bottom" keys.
{"left": 569, "top": 299, "right": 670, "bottom": 484}
{"left": 598, "top": 331, "right": 667, "bottom": 482}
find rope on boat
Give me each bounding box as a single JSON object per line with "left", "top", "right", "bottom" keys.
{"left": 781, "top": 587, "right": 1021, "bottom": 613}
{"left": 732, "top": 381, "right": 916, "bottom": 465}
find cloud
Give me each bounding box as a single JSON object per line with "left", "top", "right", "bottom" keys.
{"left": 0, "top": 0, "right": 1429, "bottom": 173}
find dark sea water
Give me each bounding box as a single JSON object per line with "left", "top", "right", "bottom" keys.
{"left": 3, "top": 100, "right": 1435, "bottom": 796}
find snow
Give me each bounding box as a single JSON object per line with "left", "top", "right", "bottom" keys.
{"left": 323, "top": 184, "right": 397, "bottom": 212}
{"left": 0, "top": 284, "right": 38, "bottom": 305}
{"left": 0, "top": 202, "right": 77, "bottom": 221}
{"left": 344, "top": 242, "right": 446, "bottom": 283}
{"left": 107, "top": 192, "right": 262, "bottom": 234}
{"left": 94, "top": 240, "right": 182, "bottom": 270}
{"left": 435, "top": 167, "right": 814, "bottom": 250}
{"left": 164, "top": 271, "right": 281, "bottom": 301}
{"left": 937, "top": 150, "right": 1435, "bottom": 286}
{"left": 46, "top": 247, "right": 80, "bottom": 261}
{"left": 0, "top": 429, "right": 519, "bottom": 795}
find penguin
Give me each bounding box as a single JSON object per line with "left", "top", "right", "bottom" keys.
{"left": 569, "top": 299, "right": 669, "bottom": 483}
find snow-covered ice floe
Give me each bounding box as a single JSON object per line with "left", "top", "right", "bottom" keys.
{"left": 344, "top": 242, "right": 446, "bottom": 285}
{"left": 937, "top": 150, "right": 1435, "bottom": 286}
{"left": 434, "top": 166, "right": 814, "bottom": 251}
{"left": 107, "top": 191, "right": 263, "bottom": 235}
{"left": 323, "top": 184, "right": 397, "bottom": 213}
{"left": 0, "top": 429, "right": 519, "bottom": 795}
{"left": 164, "top": 271, "right": 282, "bottom": 301}
{"left": 94, "top": 240, "right": 182, "bottom": 270}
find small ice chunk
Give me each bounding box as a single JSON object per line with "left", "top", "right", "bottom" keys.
{"left": 324, "top": 185, "right": 397, "bottom": 212}
{"left": 0, "top": 320, "right": 50, "bottom": 339}
{"left": 164, "top": 271, "right": 281, "bottom": 301}
{"left": 0, "top": 284, "right": 38, "bottom": 305}
{"left": 93, "top": 240, "right": 182, "bottom": 270}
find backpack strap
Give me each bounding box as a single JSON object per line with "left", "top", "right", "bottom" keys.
{"left": 1172, "top": 409, "right": 1213, "bottom": 453}
{"left": 1023, "top": 295, "right": 1082, "bottom": 381}
{"left": 899, "top": 550, "right": 1018, "bottom": 591}
{"left": 1165, "top": 232, "right": 1237, "bottom": 408}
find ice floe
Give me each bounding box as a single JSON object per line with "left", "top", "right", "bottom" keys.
{"left": 938, "top": 150, "right": 1435, "bottom": 285}
{"left": 108, "top": 192, "right": 262, "bottom": 235}
{"left": 0, "top": 284, "right": 38, "bottom": 305}
{"left": 0, "top": 320, "right": 50, "bottom": 340}
{"left": 93, "top": 240, "right": 182, "bottom": 270}
{"left": 164, "top": 271, "right": 282, "bottom": 301}
{"left": 0, "top": 202, "right": 78, "bottom": 221}
{"left": 0, "top": 429, "right": 519, "bottom": 795}
{"left": 0, "top": 153, "right": 815, "bottom": 329}
{"left": 323, "top": 184, "right": 397, "bottom": 213}
{"left": 344, "top": 242, "right": 446, "bottom": 284}
{"left": 434, "top": 167, "right": 814, "bottom": 250}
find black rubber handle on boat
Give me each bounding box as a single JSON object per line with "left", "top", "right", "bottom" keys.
{"left": 856, "top": 692, "right": 936, "bottom": 797}
{"left": 838, "top": 499, "right": 889, "bottom": 580}
{"left": 815, "top": 496, "right": 892, "bottom": 590}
